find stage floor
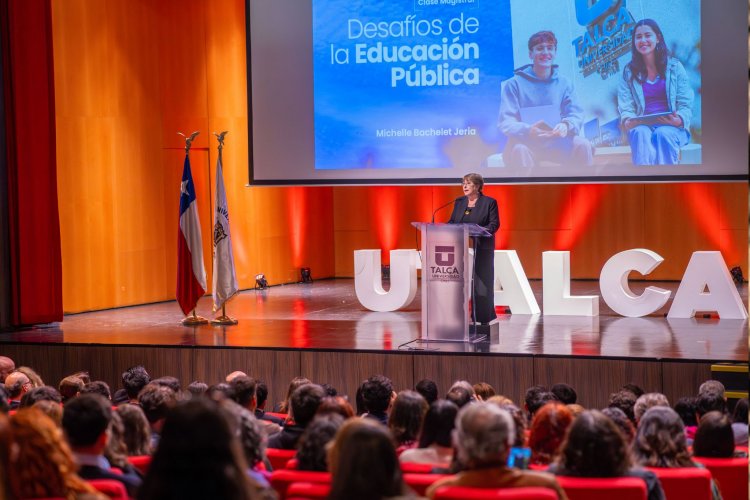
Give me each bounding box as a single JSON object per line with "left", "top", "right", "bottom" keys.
{"left": 0, "top": 279, "right": 746, "bottom": 363}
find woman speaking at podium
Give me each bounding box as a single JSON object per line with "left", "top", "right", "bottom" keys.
{"left": 447, "top": 173, "right": 500, "bottom": 325}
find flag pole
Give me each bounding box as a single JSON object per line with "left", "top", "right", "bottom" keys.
{"left": 211, "top": 131, "right": 238, "bottom": 326}
{"left": 178, "top": 131, "right": 208, "bottom": 326}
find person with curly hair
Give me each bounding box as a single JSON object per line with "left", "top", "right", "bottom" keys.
{"left": 296, "top": 413, "right": 344, "bottom": 471}
{"left": 549, "top": 410, "right": 664, "bottom": 500}
{"left": 528, "top": 402, "right": 573, "bottom": 465}
{"left": 8, "top": 408, "right": 103, "bottom": 499}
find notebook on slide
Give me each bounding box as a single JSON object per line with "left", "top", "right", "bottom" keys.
{"left": 520, "top": 105, "right": 560, "bottom": 130}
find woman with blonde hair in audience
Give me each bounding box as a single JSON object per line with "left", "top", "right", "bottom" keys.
{"left": 117, "top": 403, "right": 152, "bottom": 456}
{"left": 328, "top": 418, "right": 414, "bottom": 499}
{"left": 17, "top": 365, "right": 44, "bottom": 388}
{"left": 528, "top": 402, "right": 574, "bottom": 465}
{"left": 9, "top": 408, "right": 104, "bottom": 499}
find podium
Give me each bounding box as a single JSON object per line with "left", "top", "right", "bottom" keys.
{"left": 411, "top": 222, "right": 491, "bottom": 344}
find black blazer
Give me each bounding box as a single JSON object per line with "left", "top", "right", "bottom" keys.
{"left": 447, "top": 194, "right": 500, "bottom": 250}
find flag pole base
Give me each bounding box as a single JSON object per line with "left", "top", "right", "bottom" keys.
{"left": 211, "top": 315, "right": 238, "bottom": 325}
{"left": 181, "top": 310, "right": 208, "bottom": 326}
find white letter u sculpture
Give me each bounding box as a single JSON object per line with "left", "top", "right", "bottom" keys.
{"left": 354, "top": 249, "right": 418, "bottom": 312}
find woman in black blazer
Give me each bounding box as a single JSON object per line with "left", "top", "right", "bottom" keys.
{"left": 447, "top": 173, "right": 500, "bottom": 324}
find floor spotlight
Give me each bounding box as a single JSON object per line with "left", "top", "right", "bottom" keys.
{"left": 255, "top": 273, "right": 269, "bottom": 290}
{"left": 301, "top": 267, "right": 313, "bottom": 283}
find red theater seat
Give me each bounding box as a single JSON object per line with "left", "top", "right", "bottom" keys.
{"left": 403, "top": 473, "right": 450, "bottom": 496}
{"left": 267, "top": 448, "right": 297, "bottom": 471}
{"left": 126, "top": 455, "right": 152, "bottom": 475}
{"left": 692, "top": 457, "right": 749, "bottom": 500}
{"left": 286, "top": 482, "right": 331, "bottom": 500}
{"left": 400, "top": 462, "right": 440, "bottom": 474}
{"left": 556, "top": 476, "right": 647, "bottom": 500}
{"left": 269, "top": 469, "right": 331, "bottom": 500}
{"left": 434, "top": 486, "right": 559, "bottom": 499}
{"left": 87, "top": 479, "right": 128, "bottom": 500}
{"left": 645, "top": 467, "right": 712, "bottom": 500}
{"left": 285, "top": 458, "right": 299, "bottom": 469}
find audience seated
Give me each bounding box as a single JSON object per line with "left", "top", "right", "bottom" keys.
{"left": 415, "top": 379, "right": 439, "bottom": 405}
{"left": 186, "top": 380, "right": 208, "bottom": 398}
{"left": 528, "top": 402, "right": 573, "bottom": 466}
{"left": 105, "top": 409, "right": 143, "bottom": 478}
{"left": 17, "top": 366, "right": 45, "bottom": 387}
{"left": 472, "top": 382, "right": 496, "bottom": 401}
{"left": 296, "top": 413, "right": 344, "bottom": 471}
{"left": 673, "top": 396, "right": 699, "bottom": 443}
{"left": 117, "top": 403, "right": 152, "bottom": 456}
{"left": 601, "top": 407, "right": 635, "bottom": 443}
{"left": 220, "top": 398, "right": 272, "bottom": 487}
{"left": 389, "top": 390, "right": 428, "bottom": 452}
{"left": 137, "top": 398, "right": 274, "bottom": 500}
{"left": 632, "top": 406, "right": 721, "bottom": 500}
{"left": 698, "top": 380, "right": 725, "bottom": 398}
{"left": 361, "top": 375, "right": 395, "bottom": 425}
{"left": 137, "top": 383, "right": 178, "bottom": 450}
{"left": 4, "top": 370, "right": 31, "bottom": 409}
{"left": 608, "top": 389, "right": 638, "bottom": 425}
{"left": 254, "top": 380, "right": 285, "bottom": 425}
{"left": 81, "top": 380, "right": 112, "bottom": 400}
{"left": 550, "top": 384, "right": 577, "bottom": 405}
{"left": 0, "top": 356, "right": 15, "bottom": 383}
{"left": 693, "top": 411, "right": 743, "bottom": 458}
{"left": 20, "top": 384, "right": 62, "bottom": 408}
{"left": 59, "top": 374, "right": 85, "bottom": 402}
{"left": 7, "top": 409, "right": 103, "bottom": 499}
{"left": 327, "top": 418, "right": 411, "bottom": 500}
{"left": 316, "top": 395, "right": 355, "bottom": 419}
{"left": 426, "top": 403, "right": 567, "bottom": 499}
{"left": 633, "top": 393, "right": 670, "bottom": 424}
{"left": 115, "top": 365, "right": 150, "bottom": 405}
{"left": 524, "top": 386, "right": 558, "bottom": 423}
{"left": 230, "top": 375, "right": 282, "bottom": 436}
{"left": 400, "top": 399, "right": 458, "bottom": 467}
{"left": 276, "top": 376, "right": 312, "bottom": 414}
{"left": 268, "top": 383, "right": 324, "bottom": 450}
{"left": 730, "top": 398, "right": 748, "bottom": 446}
{"left": 446, "top": 386, "right": 473, "bottom": 409}
{"left": 548, "top": 409, "right": 665, "bottom": 500}
{"left": 33, "top": 398, "right": 64, "bottom": 426}
{"left": 151, "top": 376, "right": 181, "bottom": 393}
{"left": 62, "top": 394, "right": 142, "bottom": 496}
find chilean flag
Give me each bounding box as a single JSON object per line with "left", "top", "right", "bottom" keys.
{"left": 176, "top": 155, "right": 207, "bottom": 315}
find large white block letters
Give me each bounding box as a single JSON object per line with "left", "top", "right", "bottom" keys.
{"left": 354, "top": 249, "right": 418, "bottom": 312}
{"left": 542, "top": 251, "right": 599, "bottom": 316}
{"left": 599, "top": 249, "right": 671, "bottom": 317}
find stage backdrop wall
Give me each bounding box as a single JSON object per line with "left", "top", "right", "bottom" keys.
{"left": 51, "top": 0, "right": 747, "bottom": 313}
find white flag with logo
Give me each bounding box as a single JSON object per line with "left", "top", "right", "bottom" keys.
{"left": 212, "top": 152, "right": 239, "bottom": 311}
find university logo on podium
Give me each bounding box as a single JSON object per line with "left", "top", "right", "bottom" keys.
{"left": 428, "top": 244, "right": 463, "bottom": 283}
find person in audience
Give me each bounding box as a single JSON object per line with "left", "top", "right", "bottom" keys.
{"left": 696, "top": 389, "right": 727, "bottom": 418}
{"left": 355, "top": 382, "right": 367, "bottom": 416}
{"left": 226, "top": 370, "right": 247, "bottom": 382}
{"left": 138, "top": 383, "right": 178, "bottom": 450}
{"left": 549, "top": 410, "right": 665, "bottom": 500}
{"left": 317, "top": 395, "right": 355, "bottom": 419}
{"left": 320, "top": 383, "right": 338, "bottom": 397}
{"left": 81, "top": 381, "right": 112, "bottom": 400}
{"left": 566, "top": 404, "right": 584, "bottom": 417}
{"left": 698, "top": 380, "right": 725, "bottom": 398}
{"left": 632, "top": 406, "right": 721, "bottom": 500}
{"left": 220, "top": 398, "right": 271, "bottom": 487}
{"left": 622, "top": 383, "right": 645, "bottom": 398}
{"left": 551, "top": 383, "right": 577, "bottom": 405}
{"left": 8, "top": 408, "right": 103, "bottom": 499}
{"left": 138, "top": 398, "right": 273, "bottom": 500}
{"left": 268, "top": 383, "right": 324, "bottom": 449}
{"left": 105, "top": 410, "right": 143, "bottom": 477}
{"left": 327, "top": 418, "right": 411, "bottom": 500}
{"left": 59, "top": 374, "right": 85, "bottom": 402}
{"left": 450, "top": 380, "right": 477, "bottom": 399}
{"left": 609, "top": 389, "right": 638, "bottom": 425}
{"left": 17, "top": 366, "right": 44, "bottom": 388}
{"left": 487, "top": 395, "right": 514, "bottom": 406}
{"left": 207, "top": 382, "right": 233, "bottom": 399}
{"left": 400, "top": 399, "right": 458, "bottom": 467}
{"left": 528, "top": 402, "right": 574, "bottom": 465}
{"left": 388, "top": 390, "right": 428, "bottom": 452}
{"left": 276, "top": 376, "right": 312, "bottom": 414}
{"left": 0, "top": 356, "right": 15, "bottom": 383}
{"left": 426, "top": 404, "right": 567, "bottom": 499}
{"left": 497, "top": 403, "right": 527, "bottom": 448}
{"left": 117, "top": 403, "right": 152, "bottom": 456}
{"left": 296, "top": 413, "right": 344, "bottom": 471}
{"left": 20, "top": 385, "right": 62, "bottom": 408}
{"left": 633, "top": 392, "right": 669, "bottom": 424}
{"left": 71, "top": 371, "right": 91, "bottom": 385}
{"left": 361, "top": 375, "right": 395, "bottom": 425}
{"left": 473, "top": 382, "right": 496, "bottom": 401}
{"left": 152, "top": 376, "right": 181, "bottom": 393}
{"left": 4, "top": 370, "right": 31, "bottom": 409}
{"left": 187, "top": 381, "right": 208, "bottom": 398}
{"left": 730, "top": 398, "right": 748, "bottom": 446}
{"left": 446, "top": 386, "right": 473, "bottom": 409}
{"left": 693, "top": 411, "right": 744, "bottom": 458}
{"left": 254, "top": 380, "right": 284, "bottom": 425}
{"left": 415, "top": 379, "right": 439, "bottom": 405}
{"left": 230, "top": 375, "right": 281, "bottom": 436}
{"left": 62, "top": 394, "right": 142, "bottom": 496}
{"left": 116, "top": 365, "right": 151, "bottom": 405}
{"left": 525, "top": 385, "right": 558, "bottom": 422}
{"left": 601, "top": 407, "right": 635, "bottom": 443}
{"left": 0, "top": 386, "right": 8, "bottom": 413}
{"left": 34, "top": 399, "right": 64, "bottom": 426}
{"left": 673, "top": 396, "right": 698, "bottom": 442}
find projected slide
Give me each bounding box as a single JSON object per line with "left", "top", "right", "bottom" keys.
{"left": 248, "top": 0, "right": 746, "bottom": 184}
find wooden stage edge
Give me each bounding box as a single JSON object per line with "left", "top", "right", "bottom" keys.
{"left": 0, "top": 279, "right": 746, "bottom": 410}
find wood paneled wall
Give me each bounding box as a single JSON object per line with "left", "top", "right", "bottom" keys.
{"left": 1, "top": 343, "right": 717, "bottom": 410}
{"left": 51, "top": 0, "right": 748, "bottom": 314}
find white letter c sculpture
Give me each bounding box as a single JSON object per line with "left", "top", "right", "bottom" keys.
{"left": 354, "top": 249, "right": 418, "bottom": 312}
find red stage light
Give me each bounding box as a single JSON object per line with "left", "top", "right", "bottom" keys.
{"left": 554, "top": 184, "right": 608, "bottom": 250}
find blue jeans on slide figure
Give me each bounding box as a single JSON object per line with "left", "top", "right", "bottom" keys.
{"left": 628, "top": 124, "right": 690, "bottom": 165}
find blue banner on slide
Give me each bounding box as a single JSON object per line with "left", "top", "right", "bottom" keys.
{"left": 313, "top": 0, "right": 513, "bottom": 170}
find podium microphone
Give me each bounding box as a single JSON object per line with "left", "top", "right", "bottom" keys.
{"left": 431, "top": 196, "right": 463, "bottom": 223}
